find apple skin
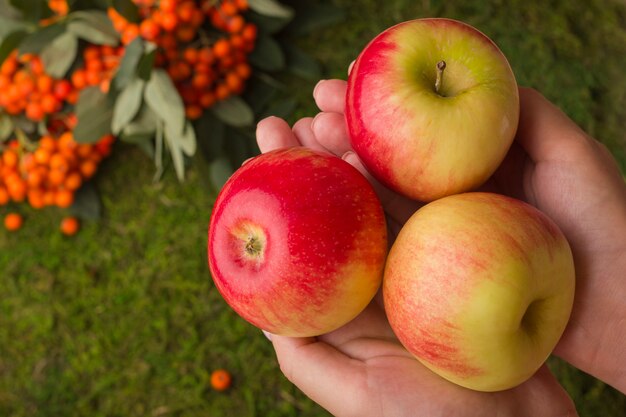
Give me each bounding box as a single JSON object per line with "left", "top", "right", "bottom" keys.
{"left": 383, "top": 192, "right": 575, "bottom": 391}
{"left": 208, "top": 147, "right": 388, "bottom": 337}
{"left": 346, "top": 18, "right": 520, "bottom": 202}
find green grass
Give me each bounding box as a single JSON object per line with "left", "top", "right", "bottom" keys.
{"left": 1, "top": 0, "right": 625, "bottom": 416}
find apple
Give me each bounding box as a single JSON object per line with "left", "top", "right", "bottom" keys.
{"left": 208, "top": 147, "right": 388, "bottom": 337}
{"left": 383, "top": 192, "right": 575, "bottom": 391}
{"left": 346, "top": 18, "right": 520, "bottom": 202}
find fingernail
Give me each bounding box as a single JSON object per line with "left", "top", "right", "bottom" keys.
{"left": 313, "top": 80, "right": 326, "bottom": 99}
{"left": 262, "top": 330, "right": 273, "bottom": 341}
{"left": 342, "top": 150, "right": 355, "bottom": 161}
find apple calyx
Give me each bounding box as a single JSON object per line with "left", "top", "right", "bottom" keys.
{"left": 245, "top": 236, "right": 263, "bottom": 256}
{"left": 435, "top": 60, "right": 446, "bottom": 95}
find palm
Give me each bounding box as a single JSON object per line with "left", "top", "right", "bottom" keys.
{"left": 256, "top": 81, "right": 626, "bottom": 415}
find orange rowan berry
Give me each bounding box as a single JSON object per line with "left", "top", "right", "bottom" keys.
{"left": 27, "top": 190, "right": 45, "bottom": 209}
{"left": 159, "top": 0, "right": 177, "bottom": 12}
{"left": 34, "top": 148, "right": 51, "bottom": 165}
{"left": 60, "top": 216, "right": 80, "bottom": 236}
{"left": 215, "top": 83, "right": 230, "bottom": 100}
{"left": 41, "top": 94, "right": 59, "bottom": 113}
{"left": 53, "top": 79, "right": 72, "bottom": 100}
{"left": 2, "top": 150, "right": 18, "bottom": 168}
{"left": 242, "top": 23, "right": 257, "bottom": 42}
{"left": 55, "top": 189, "right": 74, "bottom": 208}
{"left": 0, "top": 186, "right": 9, "bottom": 205}
{"left": 185, "top": 105, "right": 202, "bottom": 120}
{"left": 210, "top": 369, "right": 232, "bottom": 391}
{"left": 80, "top": 160, "right": 97, "bottom": 178}
{"left": 4, "top": 213, "right": 23, "bottom": 231}
{"left": 122, "top": 25, "right": 140, "bottom": 44}
{"left": 140, "top": 19, "right": 161, "bottom": 41}
{"left": 199, "top": 92, "right": 215, "bottom": 108}
{"left": 227, "top": 15, "right": 245, "bottom": 33}
{"left": 183, "top": 48, "right": 198, "bottom": 64}
{"left": 221, "top": 2, "right": 237, "bottom": 16}
{"left": 160, "top": 12, "right": 178, "bottom": 31}
{"left": 191, "top": 73, "right": 211, "bottom": 89}
{"left": 198, "top": 47, "right": 215, "bottom": 64}
{"left": 64, "top": 172, "right": 82, "bottom": 191}
{"left": 39, "top": 136, "right": 57, "bottom": 151}
{"left": 235, "top": 62, "right": 251, "bottom": 79}
{"left": 71, "top": 69, "right": 87, "bottom": 89}
{"left": 225, "top": 72, "right": 242, "bottom": 93}
{"left": 43, "top": 191, "right": 56, "bottom": 206}
{"left": 176, "top": 25, "right": 195, "bottom": 42}
{"left": 177, "top": 2, "right": 195, "bottom": 23}
{"left": 48, "top": 169, "right": 66, "bottom": 186}
{"left": 213, "top": 39, "right": 230, "bottom": 58}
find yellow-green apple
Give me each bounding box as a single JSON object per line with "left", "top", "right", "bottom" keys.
{"left": 346, "top": 18, "right": 520, "bottom": 202}
{"left": 383, "top": 192, "right": 575, "bottom": 391}
{"left": 208, "top": 147, "right": 388, "bottom": 337}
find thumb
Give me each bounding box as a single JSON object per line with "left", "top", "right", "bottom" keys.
{"left": 268, "top": 333, "right": 368, "bottom": 416}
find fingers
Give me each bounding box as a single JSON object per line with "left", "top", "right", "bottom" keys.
{"left": 516, "top": 87, "right": 590, "bottom": 163}
{"left": 313, "top": 79, "right": 347, "bottom": 114}
{"left": 311, "top": 112, "right": 352, "bottom": 156}
{"left": 270, "top": 335, "right": 367, "bottom": 417}
{"left": 292, "top": 117, "right": 330, "bottom": 152}
{"left": 256, "top": 116, "right": 299, "bottom": 153}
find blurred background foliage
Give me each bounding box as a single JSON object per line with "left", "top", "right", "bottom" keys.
{"left": 1, "top": 0, "right": 625, "bottom": 416}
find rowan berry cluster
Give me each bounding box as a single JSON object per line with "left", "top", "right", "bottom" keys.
{"left": 70, "top": 45, "right": 125, "bottom": 94}
{"left": 0, "top": 52, "right": 74, "bottom": 122}
{"left": 108, "top": 0, "right": 257, "bottom": 119}
{"left": 0, "top": 127, "right": 114, "bottom": 210}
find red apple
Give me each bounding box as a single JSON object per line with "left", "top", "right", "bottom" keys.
{"left": 346, "top": 18, "right": 520, "bottom": 202}
{"left": 208, "top": 147, "right": 388, "bottom": 337}
{"left": 384, "top": 192, "right": 575, "bottom": 391}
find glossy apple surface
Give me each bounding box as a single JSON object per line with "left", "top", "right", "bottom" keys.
{"left": 346, "top": 18, "right": 519, "bottom": 202}
{"left": 208, "top": 147, "right": 388, "bottom": 337}
{"left": 383, "top": 192, "right": 575, "bottom": 391}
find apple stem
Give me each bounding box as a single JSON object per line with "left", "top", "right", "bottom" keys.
{"left": 435, "top": 60, "right": 446, "bottom": 94}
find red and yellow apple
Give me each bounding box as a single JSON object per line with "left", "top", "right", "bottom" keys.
{"left": 346, "top": 18, "right": 520, "bottom": 202}
{"left": 383, "top": 192, "right": 575, "bottom": 391}
{"left": 208, "top": 147, "right": 388, "bottom": 337}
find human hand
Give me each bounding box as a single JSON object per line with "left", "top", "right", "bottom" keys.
{"left": 253, "top": 79, "right": 625, "bottom": 416}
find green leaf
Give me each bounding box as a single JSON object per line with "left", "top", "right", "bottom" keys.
{"left": 0, "top": 1, "right": 21, "bottom": 20}
{"left": 111, "top": 0, "right": 140, "bottom": 23}
{"left": 248, "top": 34, "right": 285, "bottom": 71}
{"left": 246, "top": 11, "right": 292, "bottom": 34}
{"left": 194, "top": 113, "right": 225, "bottom": 161}
{"left": 9, "top": 0, "right": 53, "bottom": 23}
{"left": 285, "top": 4, "right": 346, "bottom": 36}
{"left": 248, "top": 0, "right": 294, "bottom": 19}
{"left": 122, "top": 106, "right": 157, "bottom": 137}
{"left": 40, "top": 31, "right": 78, "bottom": 78}
{"left": 119, "top": 132, "right": 154, "bottom": 158}
{"left": 211, "top": 96, "right": 254, "bottom": 127}
{"left": 0, "top": 16, "right": 28, "bottom": 39}
{"left": 241, "top": 77, "right": 278, "bottom": 114}
{"left": 0, "top": 113, "right": 13, "bottom": 141}
{"left": 74, "top": 87, "right": 114, "bottom": 144}
{"left": 68, "top": 11, "right": 119, "bottom": 46}
{"left": 144, "top": 69, "right": 185, "bottom": 135}
{"left": 209, "top": 157, "right": 234, "bottom": 190}
{"left": 69, "top": 182, "right": 101, "bottom": 220}
{"left": 260, "top": 98, "right": 297, "bottom": 120}
{"left": 18, "top": 23, "right": 65, "bottom": 56}
{"left": 165, "top": 120, "right": 196, "bottom": 156}
{"left": 224, "top": 126, "right": 257, "bottom": 165}
{"left": 0, "top": 30, "right": 26, "bottom": 66}
{"left": 111, "top": 77, "right": 145, "bottom": 135}
{"left": 283, "top": 43, "right": 321, "bottom": 80}
{"left": 112, "top": 37, "right": 143, "bottom": 90}
{"left": 136, "top": 45, "right": 156, "bottom": 81}
{"left": 165, "top": 131, "right": 186, "bottom": 182}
